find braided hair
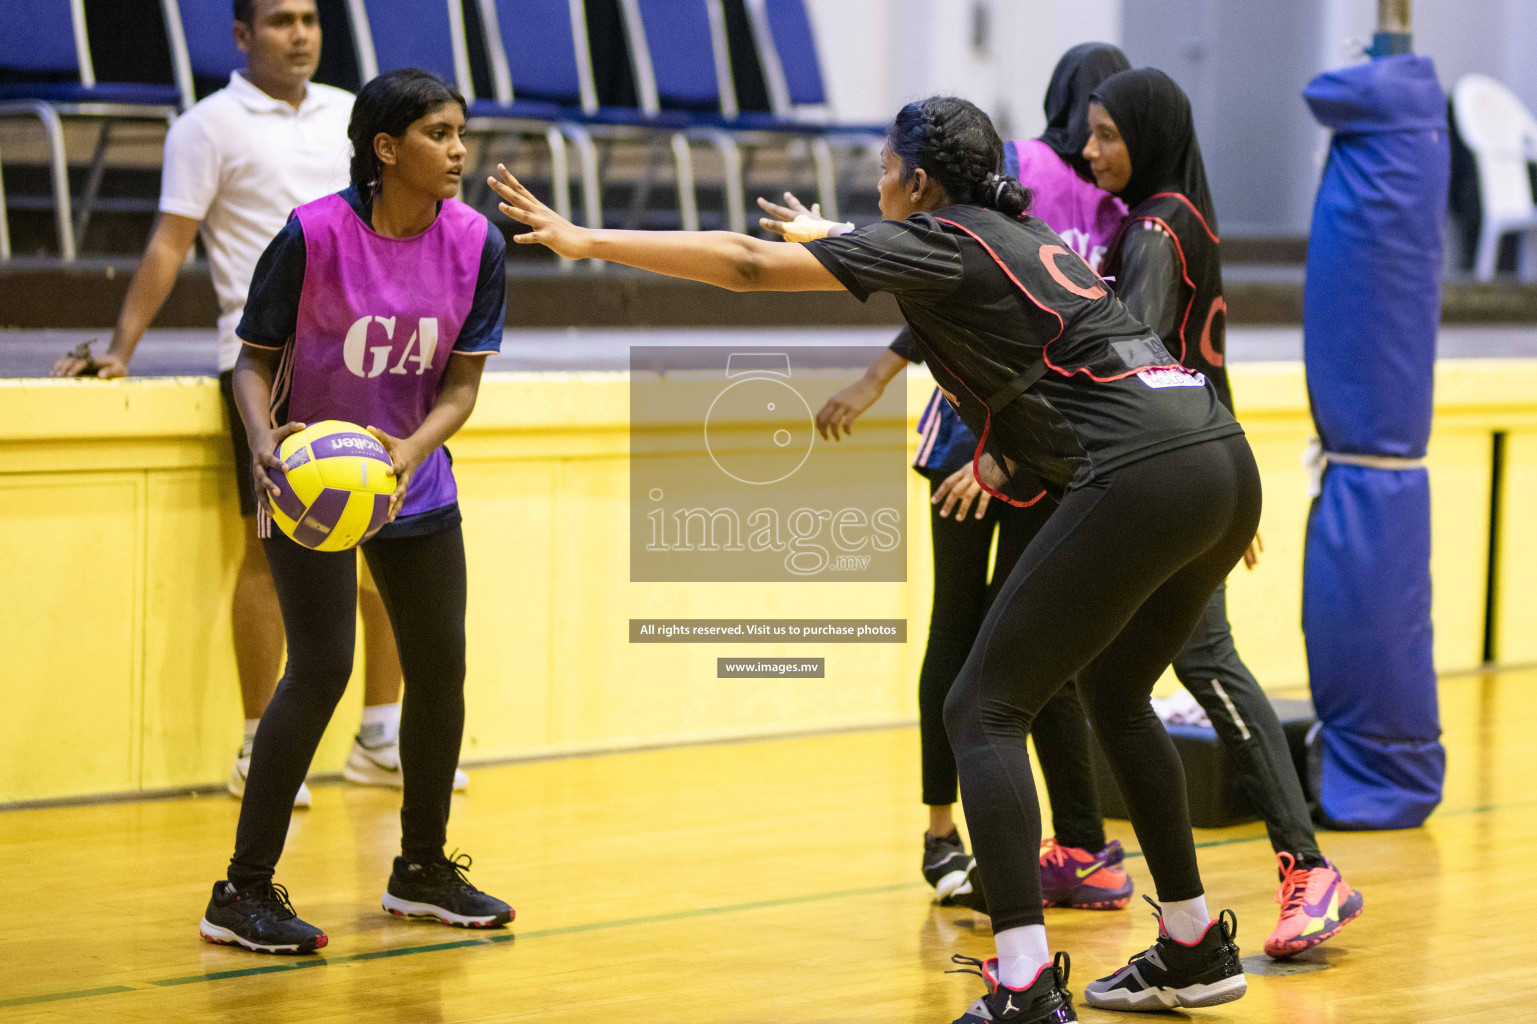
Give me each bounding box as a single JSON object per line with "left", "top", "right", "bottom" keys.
{"left": 887, "top": 96, "right": 1031, "bottom": 217}
{"left": 348, "top": 68, "right": 467, "bottom": 206}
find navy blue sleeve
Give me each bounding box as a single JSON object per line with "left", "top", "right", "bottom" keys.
{"left": 235, "top": 216, "right": 307, "bottom": 348}
{"left": 453, "top": 224, "right": 507, "bottom": 354}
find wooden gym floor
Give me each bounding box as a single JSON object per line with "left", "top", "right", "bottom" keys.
{"left": 1, "top": 667, "right": 1533, "bottom": 1022}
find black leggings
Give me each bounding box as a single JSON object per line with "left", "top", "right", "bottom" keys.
{"left": 228, "top": 524, "right": 468, "bottom": 886}
{"left": 1033, "top": 582, "right": 1323, "bottom": 863}
{"left": 943, "top": 435, "right": 1262, "bottom": 932}
{"left": 917, "top": 476, "right": 1106, "bottom": 852}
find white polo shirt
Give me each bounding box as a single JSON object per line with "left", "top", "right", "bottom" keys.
{"left": 159, "top": 71, "right": 353, "bottom": 371}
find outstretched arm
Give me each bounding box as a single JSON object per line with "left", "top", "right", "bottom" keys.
{"left": 488, "top": 166, "right": 845, "bottom": 293}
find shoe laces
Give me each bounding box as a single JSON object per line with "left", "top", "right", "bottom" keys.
{"left": 946, "top": 954, "right": 990, "bottom": 984}
{"left": 1274, "top": 851, "right": 1309, "bottom": 913}
{"left": 235, "top": 880, "right": 298, "bottom": 921}
{"left": 1039, "top": 837, "right": 1073, "bottom": 867}
{"left": 945, "top": 953, "right": 1072, "bottom": 1001}
{"left": 429, "top": 850, "right": 482, "bottom": 894}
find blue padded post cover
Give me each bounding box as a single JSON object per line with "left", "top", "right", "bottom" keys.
{"left": 1301, "top": 54, "right": 1449, "bottom": 830}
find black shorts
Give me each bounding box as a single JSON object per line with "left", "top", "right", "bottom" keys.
{"left": 219, "top": 369, "right": 258, "bottom": 518}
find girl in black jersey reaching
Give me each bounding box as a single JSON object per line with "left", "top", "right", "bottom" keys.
{"left": 1072, "top": 67, "right": 1363, "bottom": 964}
{"left": 764, "top": 44, "right": 1137, "bottom": 917}
{"left": 489, "top": 98, "right": 1252, "bottom": 1022}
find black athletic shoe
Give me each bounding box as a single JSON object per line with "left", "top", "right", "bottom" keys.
{"left": 925, "top": 829, "right": 975, "bottom": 904}
{"left": 199, "top": 880, "right": 327, "bottom": 954}
{"left": 946, "top": 858, "right": 990, "bottom": 914}
{"left": 1083, "top": 897, "right": 1246, "bottom": 1011}
{"left": 382, "top": 851, "right": 513, "bottom": 928}
{"left": 948, "top": 952, "right": 1077, "bottom": 1022}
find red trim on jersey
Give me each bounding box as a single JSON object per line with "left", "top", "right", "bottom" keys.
{"left": 1146, "top": 192, "right": 1220, "bottom": 244}
{"left": 1133, "top": 216, "right": 1197, "bottom": 365}
{"left": 902, "top": 320, "right": 1046, "bottom": 509}
{"left": 934, "top": 215, "right": 1180, "bottom": 385}
{"left": 933, "top": 216, "right": 1065, "bottom": 345}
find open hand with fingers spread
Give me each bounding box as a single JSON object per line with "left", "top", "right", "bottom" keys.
{"left": 757, "top": 191, "right": 853, "bottom": 242}
{"left": 488, "top": 164, "right": 588, "bottom": 259}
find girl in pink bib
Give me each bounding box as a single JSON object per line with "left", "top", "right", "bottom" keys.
{"left": 202, "top": 69, "right": 511, "bottom": 955}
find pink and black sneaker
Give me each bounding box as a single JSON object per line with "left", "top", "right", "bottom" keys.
{"left": 1039, "top": 837, "right": 1133, "bottom": 910}
{"left": 948, "top": 953, "right": 1077, "bottom": 1022}
{"left": 1084, "top": 897, "right": 1246, "bottom": 1011}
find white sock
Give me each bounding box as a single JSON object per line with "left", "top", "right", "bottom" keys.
{"left": 994, "top": 924, "right": 1050, "bottom": 989}
{"left": 1161, "top": 895, "right": 1211, "bottom": 943}
{"left": 240, "top": 718, "right": 260, "bottom": 759}
{"left": 359, "top": 702, "right": 402, "bottom": 747}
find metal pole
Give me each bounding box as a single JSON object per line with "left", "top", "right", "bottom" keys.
{"left": 1378, "top": 0, "right": 1411, "bottom": 34}
{"left": 1370, "top": 0, "right": 1412, "bottom": 57}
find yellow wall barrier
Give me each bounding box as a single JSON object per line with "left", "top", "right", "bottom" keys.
{"left": 3, "top": 360, "right": 1534, "bottom": 804}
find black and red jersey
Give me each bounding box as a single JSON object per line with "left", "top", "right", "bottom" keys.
{"left": 805, "top": 204, "right": 1240, "bottom": 499}
{"left": 1103, "top": 192, "right": 1231, "bottom": 411}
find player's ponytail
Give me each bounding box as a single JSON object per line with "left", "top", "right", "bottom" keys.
{"left": 348, "top": 68, "right": 467, "bottom": 205}
{"left": 888, "top": 96, "right": 1032, "bottom": 217}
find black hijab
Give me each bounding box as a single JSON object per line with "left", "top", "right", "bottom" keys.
{"left": 1038, "top": 42, "right": 1131, "bottom": 179}
{"left": 1090, "top": 67, "right": 1217, "bottom": 230}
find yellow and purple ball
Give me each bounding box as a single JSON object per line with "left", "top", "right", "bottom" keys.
{"left": 267, "top": 420, "right": 395, "bottom": 551}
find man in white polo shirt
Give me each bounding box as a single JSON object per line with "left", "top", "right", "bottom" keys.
{"left": 53, "top": 0, "right": 467, "bottom": 801}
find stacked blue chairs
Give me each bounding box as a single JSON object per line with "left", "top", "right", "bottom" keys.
{"left": 342, "top": 0, "right": 595, "bottom": 265}
{"left": 169, "top": 0, "right": 246, "bottom": 103}
{"left": 618, "top": 0, "right": 882, "bottom": 228}
{"left": 614, "top": 0, "right": 752, "bottom": 231}
{"left": 0, "top": 0, "right": 189, "bottom": 261}
{"left": 475, "top": 0, "right": 738, "bottom": 233}
{"left": 745, "top": 0, "right": 889, "bottom": 218}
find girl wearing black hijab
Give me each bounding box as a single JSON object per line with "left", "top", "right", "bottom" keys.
{"left": 1072, "top": 68, "right": 1363, "bottom": 986}
{"left": 492, "top": 93, "right": 1255, "bottom": 1021}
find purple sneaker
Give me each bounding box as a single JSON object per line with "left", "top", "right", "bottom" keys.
{"left": 1039, "top": 837, "right": 1133, "bottom": 910}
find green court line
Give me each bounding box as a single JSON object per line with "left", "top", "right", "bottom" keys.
{"left": 1, "top": 797, "right": 1520, "bottom": 1010}
{"left": 150, "top": 956, "right": 332, "bottom": 986}
{"left": 0, "top": 985, "right": 136, "bottom": 1008}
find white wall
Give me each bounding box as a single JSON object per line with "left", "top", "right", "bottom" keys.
{"left": 802, "top": 0, "right": 1122, "bottom": 137}
{"left": 800, "top": 0, "right": 1537, "bottom": 237}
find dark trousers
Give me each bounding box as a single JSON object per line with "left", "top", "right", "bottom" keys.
{"left": 917, "top": 476, "right": 1106, "bottom": 852}
{"left": 228, "top": 524, "right": 468, "bottom": 886}
{"left": 1035, "top": 582, "right": 1323, "bottom": 863}
{"left": 943, "top": 436, "right": 1262, "bottom": 932}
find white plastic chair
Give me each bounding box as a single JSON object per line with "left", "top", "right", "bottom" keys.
{"left": 1452, "top": 73, "right": 1537, "bottom": 282}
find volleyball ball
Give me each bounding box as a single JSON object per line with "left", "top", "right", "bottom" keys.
{"left": 267, "top": 420, "right": 396, "bottom": 551}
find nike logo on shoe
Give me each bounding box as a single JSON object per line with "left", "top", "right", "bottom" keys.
{"left": 1300, "top": 891, "right": 1342, "bottom": 936}
{"left": 1301, "top": 878, "right": 1339, "bottom": 918}
{"left": 1075, "top": 861, "right": 1106, "bottom": 879}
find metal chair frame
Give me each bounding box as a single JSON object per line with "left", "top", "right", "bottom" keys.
{"left": 0, "top": 0, "right": 188, "bottom": 262}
